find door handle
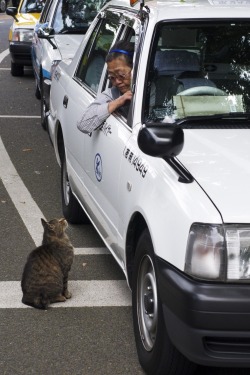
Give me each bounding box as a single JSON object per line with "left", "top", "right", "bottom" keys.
{"left": 63, "top": 95, "right": 68, "bottom": 108}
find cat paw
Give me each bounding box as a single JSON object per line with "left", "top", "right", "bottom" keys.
{"left": 64, "top": 291, "right": 72, "bottom": 299}
{"left": 52, "top": 295, "right": 67, "bottom": 303}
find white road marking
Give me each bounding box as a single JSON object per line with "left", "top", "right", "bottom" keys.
{"left": 0, "top": 115, "right": 40, "bottom": 118}
{"left": 0, "top": 48, "right": 9, "bottom": 63}
{"left": 0, "top": 136, "right": 128, "bottom": 308}
{"left": 0, "top": 68, "right": 11, "bottom": 70}
{"left": 0, "top": 136, "right": 45, "bottom": 246}
{"left": 0, "top": 136, "right": 110, "bottom": 252}
{"left": 0, "top": 281, "right": 131, "bottom": 308}
{"left": 74, "top": 247, "right": 109, "bottom": 255}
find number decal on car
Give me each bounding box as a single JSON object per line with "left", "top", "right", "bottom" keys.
{"left": 94, "top": 153, "right": 102, "bottom": 182}
{"left": 123, "top": 147, "right": 148, "bottom": 178}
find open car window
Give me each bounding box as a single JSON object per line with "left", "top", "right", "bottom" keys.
{"left": 75, "top": 12, "right": 120, "bottom": 93}
{"left": 145, "top": 22, "right": 250, "bottom": 124}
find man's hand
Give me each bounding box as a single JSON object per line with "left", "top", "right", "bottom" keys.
{"left": 108, "top": 90, "right": 133, "bottom": 114}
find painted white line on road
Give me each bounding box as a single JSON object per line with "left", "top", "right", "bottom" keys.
{"left": 0, "top": 136, "right": 110, "bottom": 253}
{"left": 0, "top": 68, "right": 11, "bottom": 70}
{"left": 0, "top": 136, "right": 45, "bottom": 246}
{"left": 0, "top": 49, "right": 9, "bottom": 63}
{"left": 0, "top": 115, "right": 41, "bottom": 118}
{"left": 75, "top": 247, "right": 109, "bottom": 255}
{"left": 0, "top": 280, "right": 131, "bottom": 308}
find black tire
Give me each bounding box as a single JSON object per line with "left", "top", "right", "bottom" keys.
{"left": 11, "top": 62, "right": 24, "bottom": 77}
{"left": 61, "top": 149, "right": 89, "bottom": 224}
{"left": 40, "top": 78, "right": 48, "bottom": 130}
{"left": 35, "top": 80, "right": 41, "bottom": 100}
{"left": 0, "top": 0, "right": 6, "bottom": 12}
{"left": 132, "top": 229, "right": 196, "bottom": 375}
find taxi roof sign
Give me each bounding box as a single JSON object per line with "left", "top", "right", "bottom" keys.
{"left": 130, "top": 0, "right": 153, "bottom": 6}
{"left": 130, "top": 0, "right": 139, "bottom": 5}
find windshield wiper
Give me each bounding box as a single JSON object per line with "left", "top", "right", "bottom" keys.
{"left": 176, "top": 112, "right": 250, "bottom": 126}
{"left": 59, "top": 27, "right": 87, "bottom": 35}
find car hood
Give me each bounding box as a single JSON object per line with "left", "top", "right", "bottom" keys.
{"left": 178, "top": 128, "right": 250, "bottom": 223}
{"left": 14, "top": 12, "right": 40, "bottom": 28}
{"left": 54, "top": 35, "right": 83, "bottom": 60}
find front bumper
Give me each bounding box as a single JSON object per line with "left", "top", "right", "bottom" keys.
{"left": 9, "top": 42, "right": 32, "bottom": 66}
{"left": 156, "top": 256, "right": 250, "bottom": 367}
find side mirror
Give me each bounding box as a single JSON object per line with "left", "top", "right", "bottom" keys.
{"left": 37, "top": 27, "right": 57, "bottom": 49}
{"left": 37, "top": 25, "right": 54, "bottom": 38}
{"left": 138, "top": 124, "right": 184, "bottom": 158}
{"left": 6, "top": 7, "right": 18, "bottom": 22}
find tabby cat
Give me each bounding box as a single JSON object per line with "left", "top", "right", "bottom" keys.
{"left": 21, "top": 218, "right": 74, "bottom": 310}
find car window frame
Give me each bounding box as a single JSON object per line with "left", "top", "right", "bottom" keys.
{"left": 73, "top": 8, "right": 122, "bottom": 94}
{"left": 39, "top": 0, "right": 55, "bottom": 23}
{"left": 72, "top": 6, "right": 143, "bottom": 128}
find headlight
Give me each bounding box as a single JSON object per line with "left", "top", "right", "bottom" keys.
{"left": 12, "top": 29, "right": 34, "bottom": 42}
{"left": 226, "top": 226, "right": 250, "bottom": 280}
{"left": 185, "top": 223, "right": 250, "bottom": 281}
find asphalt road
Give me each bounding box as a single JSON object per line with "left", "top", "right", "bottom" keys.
{"left": 0, "top": 11, "right": 250, "bottom": 375}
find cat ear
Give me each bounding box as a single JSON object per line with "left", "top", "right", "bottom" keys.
{"left": 41, "top": 218, "right": 48, "bottom": 228}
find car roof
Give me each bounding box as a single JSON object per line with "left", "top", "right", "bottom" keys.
{"left": 106, "top": 0, "right": 250, "bottom": 20}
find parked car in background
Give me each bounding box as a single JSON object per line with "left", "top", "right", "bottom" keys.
{"left": 6, "top": 0, "right": 44, "bottom": 76}
{"left": 31, "top": 0, "right": 108, "bottom": 129}
{"left": 48, "top": 0, "right": 250, "bottom": 373}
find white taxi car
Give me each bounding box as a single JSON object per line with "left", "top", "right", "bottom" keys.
{"left": 48, "top": 0, "right": 250, "bottom": 373}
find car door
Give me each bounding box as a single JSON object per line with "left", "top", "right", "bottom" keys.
{"left": 62, "top": 10, "right": 121, "bottom": 212}
{"left": 80, "top": 15, "right": 141, "bottom": 265}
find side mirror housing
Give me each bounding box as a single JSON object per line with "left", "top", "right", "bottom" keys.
{"left": 37, "top": 26, "right": 57, "bottom": 49}
{"left": 6, "top": 7, "right": 18, "bottom": 21}
{"left": 37, "top": 25, "right": 54, "bottom": 38}
{"left": 138, "top": 124, "right": 184, "bottom": 158}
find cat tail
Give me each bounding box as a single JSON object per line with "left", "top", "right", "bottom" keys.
{"left": 22, "top": 293, "right": 49, "bottom": 310}
{"left": 35, "top": 293, "right": 49, "bottom": 310}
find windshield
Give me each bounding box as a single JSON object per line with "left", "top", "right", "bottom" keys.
{"left": 20, "top": 0, "right": 44, "bottom": 13}
{"left": 53, "top": 0, "right": 109, "bottom": 34}
{"left": 145, "top": 22, "right": 250, "bottom": 124}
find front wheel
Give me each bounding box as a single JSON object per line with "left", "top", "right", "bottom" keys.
{"left": 0, "top": 0, "right": 6, "bottom": 12}
{"left": 132, "top": 229, "right": 196, "bottom": 375}
{"left": 61, "top": 149, "right": 89, "bottom": 224}
{"left": 40, "top": 78, "right": 48, "bottom": 130}
{"left": 35, "top": 80, "right": 41, "bottom": 100}
{"left": 11, "top": 62, "right": 24, "bottom": 77}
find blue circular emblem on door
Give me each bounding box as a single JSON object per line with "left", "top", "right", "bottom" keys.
{"left": 94, "top": 153, "right": 102, "bottom": 182}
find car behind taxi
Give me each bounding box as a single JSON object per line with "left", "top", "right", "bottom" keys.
{"left": 6, "top": 0, "right": 44, "bottom": 76}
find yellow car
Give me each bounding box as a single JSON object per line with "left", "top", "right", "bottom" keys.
{"left": 6, "top": 0, "right": 44, "bottom": 76}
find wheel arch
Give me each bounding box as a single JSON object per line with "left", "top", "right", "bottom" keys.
{"left": 54, "top": 120, "right": 64, "bottom": 166}
{"left": 126, "top": 212, "right": 149, "bottom": 289}
{"left": 39, "top": 67, "right": 43, "bottom": 86}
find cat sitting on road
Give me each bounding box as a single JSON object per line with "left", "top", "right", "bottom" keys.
{"left": 21, "top": 217, "right": 74, "bottom": 310}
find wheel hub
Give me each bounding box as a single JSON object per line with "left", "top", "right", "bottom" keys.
{"left": 144, "top": 288, "right": 154, "bottom": 315}
{"left": 137, "top": 255, "right": 158, "bottom": 351}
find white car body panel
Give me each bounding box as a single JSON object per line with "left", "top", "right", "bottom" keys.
{"left": 48, "top": 0, "right": 250, "bottom": 271}
{"left": 40, "top": 34, "right": 83, "bottom": 79}
{"left": 47, "top": 0, "right": 250, "bottom": 368}
{"left": 179, "top": 129, "right": 250, "bottom": 223}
